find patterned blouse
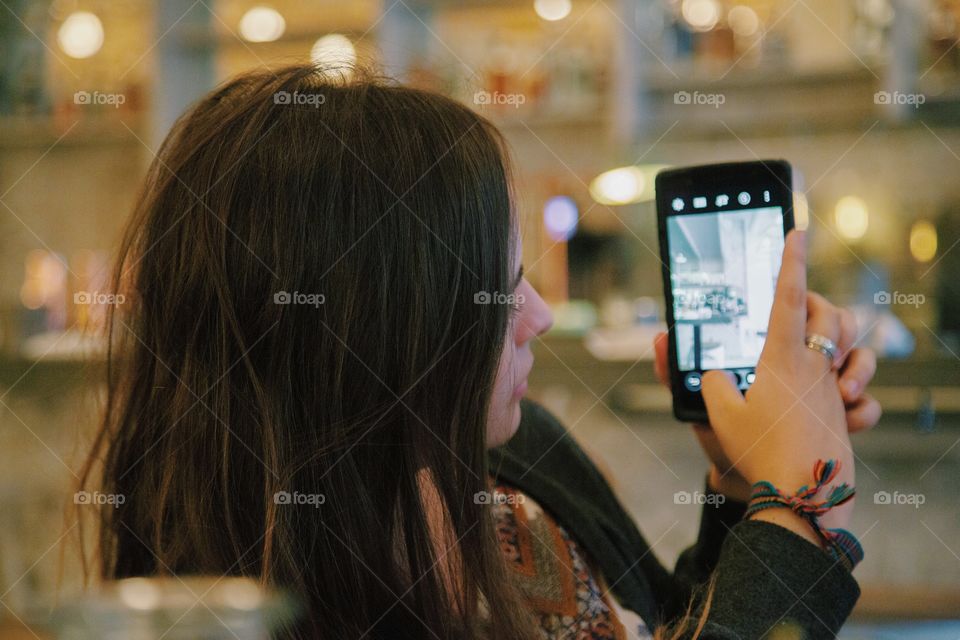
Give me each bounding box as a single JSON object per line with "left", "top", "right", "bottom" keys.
{"left": 490, "top": 481, "right": 653, "bottom": 640}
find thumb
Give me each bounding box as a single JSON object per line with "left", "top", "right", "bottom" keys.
{"left": 700, "top": 370, "right": 743, "bottom": 427}
{"left": 765, "top": 229, "right": 807, "bottom": 355}
{"left": 653, "top": 332, "right": 669, "bottom": 387}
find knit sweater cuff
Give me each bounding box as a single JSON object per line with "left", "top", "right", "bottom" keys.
{"left": 704, "top": 519, "right": 861, "bottom": 639}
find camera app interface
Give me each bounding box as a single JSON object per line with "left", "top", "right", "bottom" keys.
{"left": 666, "top": 202, "right": 785, "bottom": 390}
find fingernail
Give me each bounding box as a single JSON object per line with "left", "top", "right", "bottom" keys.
{"left": 843, "top": 379, "right": 860, "bottom": 397}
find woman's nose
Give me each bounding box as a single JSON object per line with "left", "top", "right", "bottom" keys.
{"left": 517, "top": 285, "right": 553, "bottom": 343}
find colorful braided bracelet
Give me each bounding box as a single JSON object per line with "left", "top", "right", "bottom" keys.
{"left": 745, "top": 459, "right": 864, "bottom": 570}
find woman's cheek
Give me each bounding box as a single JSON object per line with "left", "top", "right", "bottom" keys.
{"left": 486, "top": 348, "right": 518, "bottom": 447}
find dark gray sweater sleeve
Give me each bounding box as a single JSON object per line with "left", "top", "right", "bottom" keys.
{"left": 673, "top": 481, "right": 749, "bottom": 588}
{"left": 670, "top": 492, "right": 861, "bottom": 639}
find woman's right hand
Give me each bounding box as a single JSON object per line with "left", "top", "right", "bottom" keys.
{"left": 701, "top": 229, "right": 855, "bottom": 541}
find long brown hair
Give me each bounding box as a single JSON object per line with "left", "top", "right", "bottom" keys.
{"left": 79, "top": 63, "right": 538, "bottom": 640}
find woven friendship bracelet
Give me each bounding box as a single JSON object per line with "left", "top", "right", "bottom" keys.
{"left": 745, "top": 459, "right": 864, "bottom": 570}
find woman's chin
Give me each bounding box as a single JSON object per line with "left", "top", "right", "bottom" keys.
{"left": 487, "top": 400, "right": 523, "bottom": 449}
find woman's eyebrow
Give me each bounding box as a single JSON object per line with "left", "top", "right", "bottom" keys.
{"left": 512, "top": 265, "right": 524, "bottom": 290}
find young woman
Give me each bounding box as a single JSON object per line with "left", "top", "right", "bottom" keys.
{"left": 80, "top": 64, "right": 880, "bottom": 639}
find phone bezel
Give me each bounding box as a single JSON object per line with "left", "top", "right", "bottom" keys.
{"left": 655, "top": 159, "right": 795, "bottom": 423}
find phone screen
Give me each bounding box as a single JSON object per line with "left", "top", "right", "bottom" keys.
{"left": 656, "top": 160, "right": 794, "bottom": 422}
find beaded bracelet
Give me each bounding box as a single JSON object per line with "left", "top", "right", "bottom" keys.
{"left": 745, "top": 459, "right": 864, "bottom": 570}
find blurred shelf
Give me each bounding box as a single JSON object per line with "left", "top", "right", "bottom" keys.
{"left": 0, "top": 114, "right": 148, "bottom": 149}
{"left": 405, "top": 0, "right": 539, "bottom": 8}
{"left": 644, "top": 64, "right": 882, "bottom": 92}
{"left": 639, "top": 65, "right": 882, "bottom": 138}
{"left": 0, "top": 354, "right": 103, "bottom": 399}
{"left": 635, "top": 65, "right": 960, "bottom": 137}
{"left": 180, "top": 25, "right": 377, "bottom": 49}
{"left": 487, "top": 110, "right": 609, "bottom": 131}
{"left": 853, "top": 585, "right": 960, "bottom": 621}
{"left": 530, "top": 334, "right": 960, "bottom": 420}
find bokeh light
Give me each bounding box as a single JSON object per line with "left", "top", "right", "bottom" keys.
{"left": 534, "top": 0, "right": 572, "bottom": 21}
{"left": 728, "top": 5, "right": 760, "bottom": 37}
{"left": 590, "top": 166, "right": 647, "bottom": 205}
{"left": 239, "top": 6, "right": 286, "bottom": 43}
{"left": 544, "top": 196, "right": 579, "bottom": 241}
{"left": 57, "top": 11, "right": 104, "bottom": 59}
{"left": 681, "top": 0, "right": 721, "bottom": 32}
{"left": 311, "top": 34, "right": 357, "bottom": 75}
{"left": 909, "top": 220, "right": 937, "bottom": 262}
{"left": 834, "top": 196, "right": 869, "bottom": 240}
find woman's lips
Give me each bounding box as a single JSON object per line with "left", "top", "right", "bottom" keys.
{"left": 513, "top": 358, "right": 533, "bottom": 399}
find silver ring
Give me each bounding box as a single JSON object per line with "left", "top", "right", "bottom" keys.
{"left": 805, "top": 333, "right": 837, "bottom": 365}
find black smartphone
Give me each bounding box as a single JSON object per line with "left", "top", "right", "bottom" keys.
{"left": 655, "top": 160, "right": 795, "bottom": 423}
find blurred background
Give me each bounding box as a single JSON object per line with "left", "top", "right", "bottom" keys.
{"left": 1, "top": 0, "right": 959, "bottom": 637}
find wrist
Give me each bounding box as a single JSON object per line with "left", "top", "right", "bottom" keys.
{"left": 745, "top": 459, "right": 864, "bottom": 569}
{"left": 707, "top": 466, "right": 752, "bottom": 502}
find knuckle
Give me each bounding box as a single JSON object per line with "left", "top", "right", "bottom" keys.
{"left": 811, "top": 306, "right": 842, "bottom": 338}
{"left": 782, "top": 283, "right": 806, "bottom": 310}
{"left": 849, "top": 348, "right": 877, "bottom": 377}
{"left": 808, "top": 290, "right": 827, "bottom": 307}
{"left": 829, "top": 305, "right": 843, "bottom": 340}
{"left": 842, "top": 307, "right": 858, "bottom": 332}
{"left": 826, "top": 303, "right": 842, "bottom": 325}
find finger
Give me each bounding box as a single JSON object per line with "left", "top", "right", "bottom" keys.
{"left": 835, "top": 305, "right": 859, "bottom": 369}
{"left": 692, "top": 422, "right": 713, "bottom": 435}
{"left": 804, "top": 289, "right": 842, "bottom": 371}
{"left": 806, "top": 292, "right": 857, "bottom": 369}
{"left": 844, "top": 392, "right": 882, "bottom": 433}
{"left": 839, "top": 348, "right": 877, "bottom": 403}
{"left": 654, "top": 332, "right": 670, "bottom": 388}
{"left": 701, "top": 370, "right": 744, "bottom": 427}
{"left": 765, "top": 229, "right": 808, "bottom": 356}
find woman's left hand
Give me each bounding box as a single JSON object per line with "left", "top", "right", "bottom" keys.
{"left": 652, "top": 294, "right": 881, "bottom": 502}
